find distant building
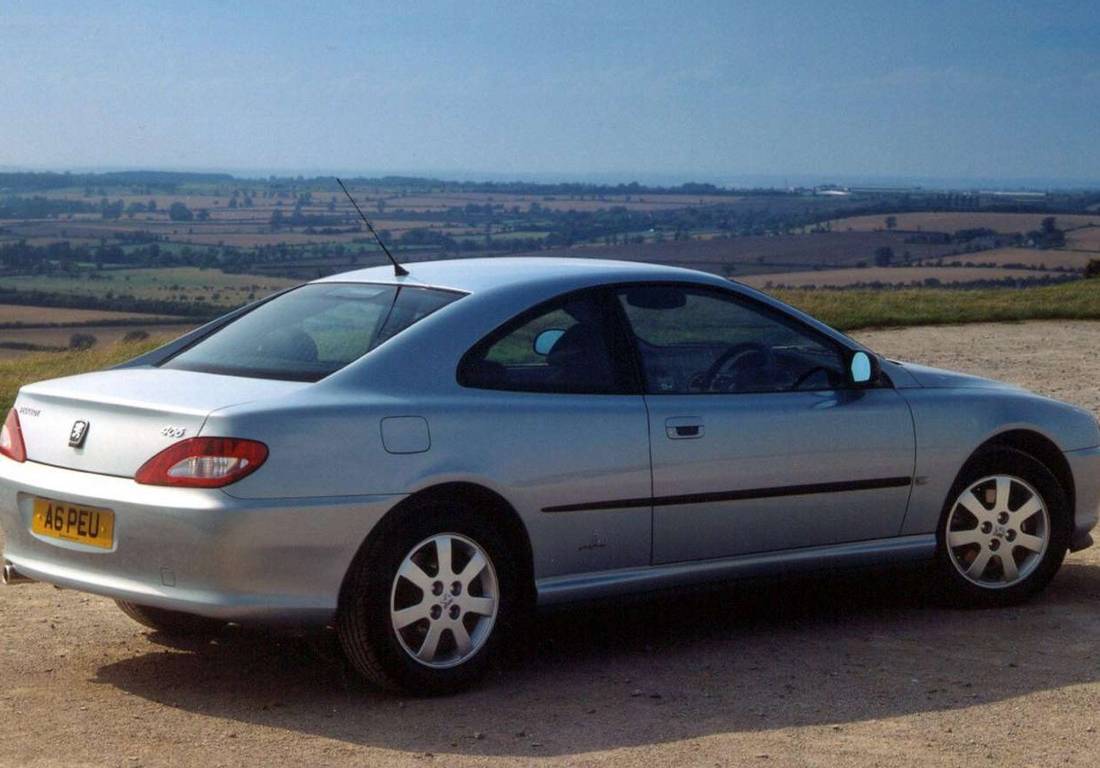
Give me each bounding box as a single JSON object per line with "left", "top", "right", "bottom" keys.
{"left": 847, "top": 185, "right": 924, "bottom": 195}
{"left": 978, "top": 190, "right": 1049, "bottom": 206}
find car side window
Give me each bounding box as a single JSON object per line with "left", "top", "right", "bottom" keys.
{"left": 459, "top": 292, "right": 629, "bottom": 394}
{"left": 616, "top": 285, "right": 847, "bottom": 394}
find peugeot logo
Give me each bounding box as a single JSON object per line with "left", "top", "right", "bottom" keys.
{"left": 69, "top": 420, "right": 89, "bottom": 448}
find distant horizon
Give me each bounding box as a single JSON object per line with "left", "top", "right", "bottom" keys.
{"left": 4, "top": 164, "right": 1099, "bottom": 193}
{"left": 3, "top": 2, "right": 1098, "bottom": 188}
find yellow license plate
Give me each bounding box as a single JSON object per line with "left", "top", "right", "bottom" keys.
{"left": 31, "top": 498, "right": 115, "bottom": 549}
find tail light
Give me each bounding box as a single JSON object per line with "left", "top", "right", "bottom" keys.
{"left": 135, "top": 437, "right": 268, "bottom": 488}
{"left": 0, "top": 408, "right": 26, "bottom": 463}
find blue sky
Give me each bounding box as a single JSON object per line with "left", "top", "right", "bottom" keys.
{"left": 2, "top": 1, "right": 1098, "bottom": 185}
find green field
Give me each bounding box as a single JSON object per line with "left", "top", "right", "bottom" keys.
{"left": 4, "top": 267, "right": 298, "bottom": 307}
{"left": 1, "top": 336, "right": 166, "bottom": 412}
{"left": 773, "top": 278, "right": 1100, "bottom": 331}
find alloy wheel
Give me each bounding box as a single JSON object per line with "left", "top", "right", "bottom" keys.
{"left": 389, "top": 532, "right": 499, "bottom": 668}
{"left": 945, "top": 474, "right": 1049, "bottom": 589}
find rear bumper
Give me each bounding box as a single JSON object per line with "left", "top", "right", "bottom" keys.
{"left": 1067, "top": 446, "right": 1100, "bottom": 551}
{"left": 0, "top": 457, "right": 400, "bottom": 624}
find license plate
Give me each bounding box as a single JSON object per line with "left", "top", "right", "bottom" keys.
{"left": 31, "top": 498, "right": 115, "bottom": 549}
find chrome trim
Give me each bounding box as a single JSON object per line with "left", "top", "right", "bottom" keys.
{"left": 3, "top": 561, "right": 34, "bottom": 585}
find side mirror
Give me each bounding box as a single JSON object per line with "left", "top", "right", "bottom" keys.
{"left": 533, "top": 328, "right": 566, "bottom": 356}
{"left": 848, "top": 351, "right": 877, "bottom": 385}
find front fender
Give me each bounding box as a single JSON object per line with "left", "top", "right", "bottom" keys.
{"left": 900, "top": 387, "right": 1099, "bottom": 536}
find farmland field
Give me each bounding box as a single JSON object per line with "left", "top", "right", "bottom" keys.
{"left": 0, "top": 323, "right": 195, "bottom": 358}
{"left": 365, "top": 192, "right": 740, "bottom": 213}
{"left": 1066, "top": 227, "right": 1100, "bottom": 252}
{"left": 911, "top": 246, "right": 1094, "bottom": 270}
{"left": 0, "top": 304, "right": 182, "bottom": 326}
{"left": 4, "top": 217, "right": 478, "bottom": 249}
{"left": 4, "top": 172, "right": 1100, "bottom": 367}
{"left": 772, "top": 278, "right": 1100, "bottom": 330}
{"left": 826, "top": 212, "right": 1100, "bottom": 233}
{"left": 531, "top": 231, "right": 969, "bottom": 275}
{"left": 742, "top": 265, "right": 1065, "bottom": 289}
{"left": 3, "top": 267, "right": 299, "bottom": 305}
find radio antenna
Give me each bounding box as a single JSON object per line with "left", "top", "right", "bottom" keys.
{"left": 336, "top": 177, "right": 408, "bottom": 276}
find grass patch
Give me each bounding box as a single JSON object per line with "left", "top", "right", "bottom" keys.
{"left": 4, "top": 267, "right": 296, "bottom": 306}
{"left": 772, "top": 279, "right": 1100, "bottom": 331}
{"left": 0, "top": 338, "right": 166, "bottom": 413}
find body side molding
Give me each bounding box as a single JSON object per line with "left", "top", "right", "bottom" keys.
{"left": 542, "top": 476, "right": 913, "bottom": 513}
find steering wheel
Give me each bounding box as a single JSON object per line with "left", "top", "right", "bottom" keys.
{"left": 700, "top": 341, "right": 773, "bottom": 391}
{"left": 790, "top": 365, "right": 831, "bottom": 390}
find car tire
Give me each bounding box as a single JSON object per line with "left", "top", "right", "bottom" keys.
{"left": 337, "top": 501, "right": 519, "bottom": 695}
{"left": 934, "top": 447, "right": 1070, "bottom": 607}
{"left": 115, "top": 600, "right": 226, "bottom": 636}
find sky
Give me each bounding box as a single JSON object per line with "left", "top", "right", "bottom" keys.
{"left": 2, "top": 0, "right": 1099, "bottom": 187}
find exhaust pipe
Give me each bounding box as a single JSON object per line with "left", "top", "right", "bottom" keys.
{"left": 2, "top": 561, "right": 33, "bottom": 585}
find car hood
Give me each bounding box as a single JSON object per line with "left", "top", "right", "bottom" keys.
{"left": 895, "top": 362, "right": 1020, "bottom": 390}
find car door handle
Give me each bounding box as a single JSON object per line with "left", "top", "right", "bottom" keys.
{"left": 665, "top": 417, "right": 705, "bottom": 439}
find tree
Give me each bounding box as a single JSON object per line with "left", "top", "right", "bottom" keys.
{"left": 1029, "top": 217, "right": 1064, "bottom": 249}
{"left": 168, "top": 202, "right": 193, "bottom": 221}
{"left": 884, "top": 215, "right": 897, "bottom": 230}
{"left": 196, "top": 209, "right": 210, "bottom": 221}
{"left": 874, "top": 246, "right": 894, "bottom": 267}
{"left": 69, "top": 333, "right": 97, "bottom": 350}
{"left": 1086, "top": 259, "right": 1100, "bottom": 279}
{"left": 100, "top": 199, "right": 123, "bottom": 220}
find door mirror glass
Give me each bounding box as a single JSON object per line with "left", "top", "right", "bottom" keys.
{"left": 850, "top": 351, "right": 873, "bottom": 384}
{"left": 533, "top": 328, "right": 566, "bottom": 356}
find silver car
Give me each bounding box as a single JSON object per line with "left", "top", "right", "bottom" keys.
{"left": 2, "top": 257, "right": 1098, "bottom": 694}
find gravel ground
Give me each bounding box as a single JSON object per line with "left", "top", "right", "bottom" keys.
{"left": 1, "top": 320, "right": 1099, "bottom": 768}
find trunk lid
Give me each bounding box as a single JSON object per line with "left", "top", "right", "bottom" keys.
{"left": 14, "top": 368, "right": 308, "bottom": 477}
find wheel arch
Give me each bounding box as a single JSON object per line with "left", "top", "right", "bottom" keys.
{"left": 967, "top": 429, "right": 1076, "bottom": 520}
{"left": 338, "top": 481, "right": 536, "bottom": 609}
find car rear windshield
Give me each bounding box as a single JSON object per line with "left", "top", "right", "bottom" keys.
{"left": 161, "top": 283, "right": 462, "bottom": 381}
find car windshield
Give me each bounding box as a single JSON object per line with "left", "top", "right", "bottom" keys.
{"left": 161, "top": 283, "right": 462, "bottom": 382}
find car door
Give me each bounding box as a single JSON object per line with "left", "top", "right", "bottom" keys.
{"left": 455, "top": 288, "right": 653, "bottom": 580}
{"left": 614, "top": 284, "right": 915, "bottom": 565}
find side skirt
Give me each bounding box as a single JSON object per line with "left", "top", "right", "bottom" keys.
{"left": 535, "top": 534, "right": 936, "bottom": 606}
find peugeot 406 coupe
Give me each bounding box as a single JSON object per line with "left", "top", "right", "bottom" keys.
{"left": 2, "top": 257, "right": 1098, "bottom": 693}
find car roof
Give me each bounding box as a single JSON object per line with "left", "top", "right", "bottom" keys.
{"left": 309, "top": 256, "right": 866, "bottom": 356}
{"left": 311, "top": 256, "right": 728, "bottom": 295}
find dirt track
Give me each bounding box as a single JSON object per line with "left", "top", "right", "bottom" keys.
{"left": 2, "top": 321, "right": 1099, "bottom": 767}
